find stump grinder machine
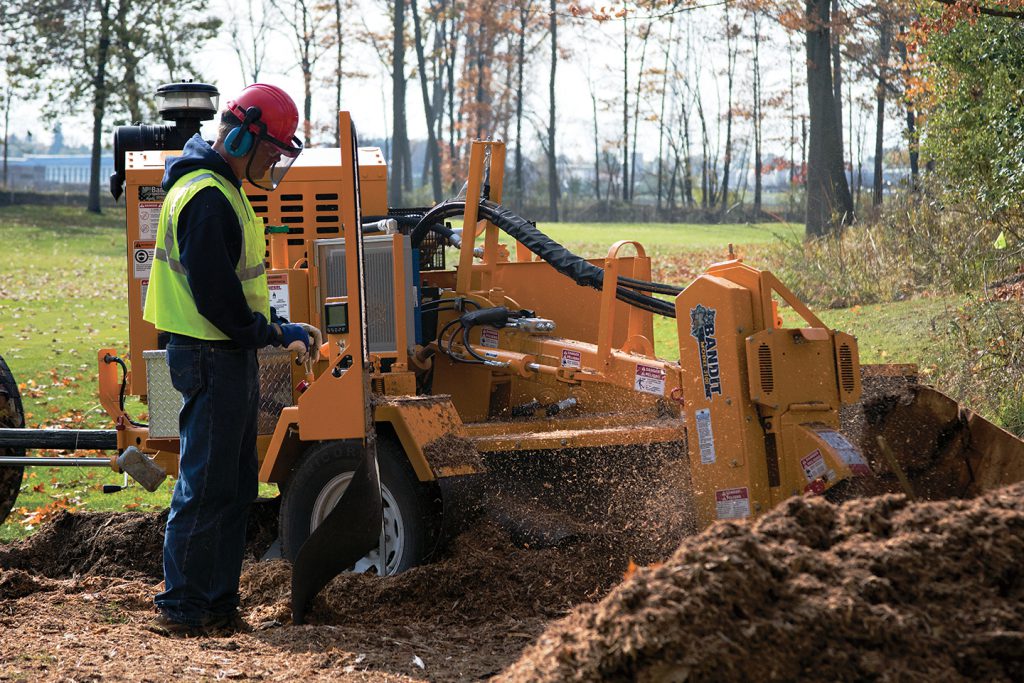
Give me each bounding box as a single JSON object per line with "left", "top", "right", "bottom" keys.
{"left": 1, "top": 83, "right": 1022, "bottom": 622}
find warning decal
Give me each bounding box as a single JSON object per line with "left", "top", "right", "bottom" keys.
{"left": 137, "top": 201, "right": 162, "bottom": 240}
{"left": 634, "top": 363, "right": 666, "bottom": 396}
{"left": 800, "top": 449, "right": 827, "bottom": 481}
{"left": 715, "top": 487, "right": 751, "bottom": 520}
{"left": 695, "top": 408, "right": 716, "bottom": 464}
{"left": 140, "top": 279, "right": 149, "bottom": 313}
{"left": 267, "top": 273, "right": 290, "bottom": 322}
{"left": 132, "top": 241, "right": 155, "bottom": 279}
{"left": 480, "top": 327, "right": 499, "bottom": 348}
{"left": 818, "top": 429, "right": 871, "bottom": 475}
{"left": 561, "top": 349, "right": 581, "bottom": 369}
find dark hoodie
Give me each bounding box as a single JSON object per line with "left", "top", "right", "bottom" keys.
{"left": 161, "top": 134, "right": 286, "bottom": 348}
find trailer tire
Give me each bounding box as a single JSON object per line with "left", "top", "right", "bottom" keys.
{"left": 0, "top": 354, "right": 26, "bottom": 525}
{"left": 279, "top": 437, "right": 442, "bottom": 575}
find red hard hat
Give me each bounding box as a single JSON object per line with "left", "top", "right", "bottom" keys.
{"left": 225, "top": 83, "right": 299, "bottom": 147}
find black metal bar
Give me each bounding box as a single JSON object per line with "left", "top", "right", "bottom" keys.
{"left": 0, "top": 428, "right": 119, "bottom": 451}
{"left": 0, "top": 456, "right": 113, "bottom": 467}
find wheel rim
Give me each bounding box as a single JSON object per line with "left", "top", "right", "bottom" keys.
{"left": 310, "top": 473, "right": 405, "bottom": 575}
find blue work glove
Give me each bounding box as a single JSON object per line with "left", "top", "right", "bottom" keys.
{"left": 279, "top": 323, "right": 311, "bottom": 362}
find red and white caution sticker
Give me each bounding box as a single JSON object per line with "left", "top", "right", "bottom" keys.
{"left": 634, "top": 363, "right": 666, "bottom": 396}
{"left": 267, "top": 273, "right": 290, "bottom": 321}
{"left": 715, "top": 487, "right": 750, "bottom": 520}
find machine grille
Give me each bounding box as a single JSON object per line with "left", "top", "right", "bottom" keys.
{"left": 758, "top": 343, "right": 774, "bottom": 395}
{"left": 315, "top": 235, "right": 410, "bottom": 355}
{"left": 314, "top": 196, "right": 340, "bottom": 235}
{"left": 418, "top": 229, "right": 446, "bottom": 271}
{"left": 839, "top": 343, "right": 855, "bottom": 393}
{"left": 365, "top": 246, "right": 397, "bottom": 351}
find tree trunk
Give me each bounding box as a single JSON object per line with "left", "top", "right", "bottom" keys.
{"left": 895, "top": 34, "right": 918, "bottom": 189}
{"left": 719, "top": 6, "right": 737, "bottom": 218}
{"left": 514, "top": 3, "right": 529, "bottom": 211}
{"left": 697, "top": 93, "right": 709, "bottom": 210}
{"left": 682, "top": 113, "right": 694, "bottom": 208}
{"left": 334, "top": 0, "right": 343, "bottom": 145}
{"left": 547, "top": 0, "right": 559, "bottom": 221}
{"left": 88, "top": 0, "right": 114, "bottom": 214}
{"left": 302, "top": 64, "right": 313, "bottom": 143}
{"left": 621, "top": 15, "right": 629, "bottom": 203}
{"left": 444, "top": 13, "right": 458, "bottom": 193}
{"left": 831, "top": 0, "right": 843, "bottom": 157}
{"left": 2, "top": 84, "right": 10, "bottom": 188}
{"left": 628, "top": 21, "right": 652, "bottom": 202}
{"left": 591, "top": 88, "right": 601, "bottom": 203}
{"left": 389, "top": 0, "right": 408, "bottom": 206}
{"left": 872, "top": 20, "right": 892, "bottom": 207}
{"left": 789, "top": 34, "right": 797, "bottom": 217}
{"left": 121, "top": 38, "right": 143, "bottom": 124}
{"left": 752, "top": 12, "right": 763, "bottom": 218}
{"left": 804, "top": 0, "right": 853, "bottom": 237}
{"left": 411, "top": 0, "right": 442, "bottom": 201}
{"left": 656, "top": 34, "right": 670, "bottom": 213}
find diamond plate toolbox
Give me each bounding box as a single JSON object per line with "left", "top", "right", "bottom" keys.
{"left": 143, "top": 349, "right": 294, "bottom": 439}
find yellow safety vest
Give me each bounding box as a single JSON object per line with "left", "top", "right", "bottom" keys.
{"left": 143, "top": 169, "right": 270, "bottom": 339}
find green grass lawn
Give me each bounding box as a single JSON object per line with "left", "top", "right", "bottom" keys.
{"left": 0, "top": 205, "right": 172, "bottom": 540}
{"left": 531, "top": 221, "right": 799, "bottom": 251}
{"left": 470, "top": 219, "right": 799, "bottom": 262}
{"left": 0, "top": 205, "right": 955, "bottom": 542}
{"left": 654, "top": 292, "right": 959, "bottom": 365}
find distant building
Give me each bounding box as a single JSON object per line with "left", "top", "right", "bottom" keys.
{"left": 2, "top": 154, "right": 114, "bottom": 191}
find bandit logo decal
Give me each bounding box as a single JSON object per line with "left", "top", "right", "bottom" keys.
{"left": 690, "top": 304, "right": 723, "bottom": 399}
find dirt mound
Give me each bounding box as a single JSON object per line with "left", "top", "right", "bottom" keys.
{"left": 0, "top": 497, "right": 281, "bottom": 581}
{"left": 0, "top": 509, "right": 167, "bottom": 580}
{"left": 238, "top": 521, "right": 629, "bottom": 629}
{"left": 498, "top": 483, "right": 1024, "bottom": 682}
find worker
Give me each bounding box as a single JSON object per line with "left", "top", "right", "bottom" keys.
{"left": 143, "top": 83, "right": 320, "bottom": 637}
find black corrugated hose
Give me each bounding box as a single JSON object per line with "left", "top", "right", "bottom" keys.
{"left": 410, "top": 200, "right": 680, "bottom": 318}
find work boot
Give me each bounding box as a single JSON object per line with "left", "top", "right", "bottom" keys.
{"left": 207, "top": 610, "right": 252, "bottom": 635}
{"left": 146, "top": 610, "right": 209, "bottom": 638}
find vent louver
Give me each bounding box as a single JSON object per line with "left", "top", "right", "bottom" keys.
{"left": 758, "top": 343, "right": 774, "bottom": 395}
{"left": 839, "top": 343, "right": 855, "bottom": 393}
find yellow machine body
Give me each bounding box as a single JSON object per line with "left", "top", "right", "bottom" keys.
{"left": 105, "top": 116, "right": 1024, "bottom": 534}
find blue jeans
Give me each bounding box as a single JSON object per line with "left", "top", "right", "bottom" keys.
{"left": 155, "top": 338, "right": 259, "bottom": 626}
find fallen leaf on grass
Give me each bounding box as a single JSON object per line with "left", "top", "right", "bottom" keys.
{"left": 20, "top": 497, "right": 78, "bottom": 528}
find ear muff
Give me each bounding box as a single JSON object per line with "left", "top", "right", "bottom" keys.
{"left": 225, "top": 126, "right": 254, "bottom": 157}
{"left": 226, "top": 106, "right": 262, "bottom": 158}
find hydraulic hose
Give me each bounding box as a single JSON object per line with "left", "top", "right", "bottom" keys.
{"left": 411, "top": 200, "right": 679, "bottom": 318}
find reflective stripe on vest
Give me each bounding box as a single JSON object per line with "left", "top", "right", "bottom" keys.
{"left": 143, "top": 169, "right": 270, "bottom": 340}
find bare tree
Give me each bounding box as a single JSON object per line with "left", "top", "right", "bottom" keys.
{"left": 718, "top": 5, "right": 739, "bottom": 217}
{"left": 270, "top": 0, "right": 330, "bottom": 143}
{"left": 546, "top": 0, "right": 560, "bottom": 220}
{"left": 410, "top": 0, "right": 443, "bottom": 201}
{"left": 655, "top": 17, "right": 679, "bottom": 214}
{"left": 512, "top": 0, "right": 541, "bottom": 210}
{"left": 751, "top": 10, "right": 764, "bottom": 217}
{"left": 389, "top": 0, "right": 412, "bottom": 203}
{"left": 872, "top": 18, "right": 892, "bottom": 206}
{"left": 229, "top": 0, "right": 274, "bottom": 84}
